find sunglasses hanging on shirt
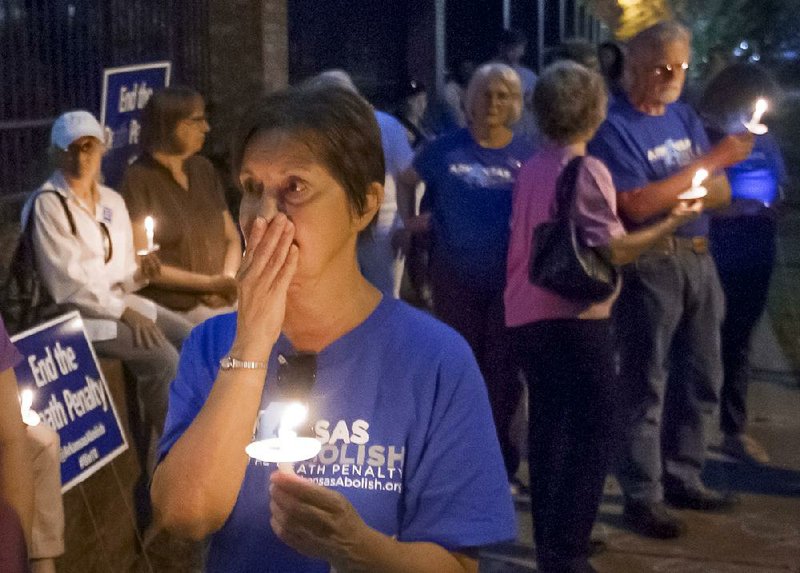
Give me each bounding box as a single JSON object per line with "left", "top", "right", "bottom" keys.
{"left": 276, "top": 353, "right": 317, "bottom": 401}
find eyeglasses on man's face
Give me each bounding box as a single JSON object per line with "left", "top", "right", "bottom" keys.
{"left": 651, "top": 62, "right": 689, "bottom": 78}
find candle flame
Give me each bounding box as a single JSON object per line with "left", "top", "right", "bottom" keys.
{"left": 692, "top": 168, "right": 709, "bottom": 189}
{"left": 144, "top": 216, "right": 155, "bottom": 234}
{"left": 755, "top": 98, "right": 768, "bottom": 115}
{"left": 19, "top": 389, "right": 41, "bottom": 427}
{"left": 278, "top": 402, "right": 307, "bottom": 440}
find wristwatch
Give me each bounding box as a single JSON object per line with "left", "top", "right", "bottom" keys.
{"left": 219, "top": 355, "right": 268, "bottom": 370}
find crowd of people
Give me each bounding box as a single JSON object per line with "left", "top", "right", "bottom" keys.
{"left": 0, "top": 18, "right": 788, "bottom": 573}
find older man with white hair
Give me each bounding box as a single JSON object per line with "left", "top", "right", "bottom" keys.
{"left": 588, "top": 21, "right": 754, "bottom": 539}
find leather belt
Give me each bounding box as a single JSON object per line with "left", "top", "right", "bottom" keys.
{"left": 647, "top": 235, "right": 709, "bottom": 255}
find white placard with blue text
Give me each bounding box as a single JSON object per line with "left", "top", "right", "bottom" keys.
{"left": 100, "top": 61, "right": 171, "bottom": 187}
{"left": 11, "top": 312, "right": 128, "bottom": 492}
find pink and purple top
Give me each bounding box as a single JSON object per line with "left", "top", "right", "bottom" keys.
{"left": 505, "top": 145, "right": 625, "bottom": 327}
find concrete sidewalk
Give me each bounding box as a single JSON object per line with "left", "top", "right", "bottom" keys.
{"left": 479, "top": 372, "right": 800, "bottom": 573}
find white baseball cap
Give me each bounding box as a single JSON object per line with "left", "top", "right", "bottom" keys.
{"left": 51, "top": 110, "right": 105, "bottom": 150}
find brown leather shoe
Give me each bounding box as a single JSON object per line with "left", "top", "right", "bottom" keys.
{"left": 623, "top": 501, "right": 685, "bottom": 539}
{"left": 722, "top": 433, "right": 770, "bottom": 464}
{"left": 664, "top": 484, "right": 738, "bottom": 511}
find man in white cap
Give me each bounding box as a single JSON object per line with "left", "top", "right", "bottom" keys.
{"left": 22, "top": 110, "right": 192, "bottom": 452}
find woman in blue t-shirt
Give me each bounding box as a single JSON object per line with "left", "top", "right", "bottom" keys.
{"left": 151, "top": 85, "right": 515, "bottom": 573}
{"left": 698, "top": 63, "right": 787, "bottom": 465}
{"left": 398, "top": 63, "right": 535, "bottom": 489}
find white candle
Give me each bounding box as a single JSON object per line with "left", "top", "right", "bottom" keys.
{"left": 245, "top": 401, "right": 321, "bottom": 473}
{"left": 276, "top": 403, "right": 309, "bottom": 473}
{"left": 692, "top": 168, "right": 709, "bottom": 190}
{"left": 750, "top": 98, "right": 768, "bottom": 126}
{"left": 677, "top": 168, "right": 709, "bottom": 201}
{"left": 20, "top": 389, "right": 41, "bottom": 427}
{"left": 144, "top": 216, "right": 155, "bottom": 252}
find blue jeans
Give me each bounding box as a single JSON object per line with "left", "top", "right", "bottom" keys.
{"left": 615, "top": 248, "right": 724, "bottom": 502}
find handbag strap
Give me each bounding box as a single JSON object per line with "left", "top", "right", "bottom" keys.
{"left": 553, "top": 155, "right": 585, "bottom": 220}
{"left": 25, "top": 188, "right": 77, "bottom": 236}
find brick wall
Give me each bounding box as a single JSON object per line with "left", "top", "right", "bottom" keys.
{"left": 206, "top": 0, "right": 288, "bottom": 169}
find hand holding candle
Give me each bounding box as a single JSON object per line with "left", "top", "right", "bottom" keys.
{"left": 744, "top": 98, "right": 769, "bottom": 135}
{"left": 677, "top": 168, "right": 709, "bottom": 201}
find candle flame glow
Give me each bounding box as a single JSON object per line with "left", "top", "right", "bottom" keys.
{"left": 748, "top": 98, "right": 769, "bottom": 127}
{"left": 20, "top": 389, "right": 41, "bottom": 427}
{"left": 692, "top": 168, "right": 709, "bottom": 189}
{"left": 278, "top": 402, "right": 307, "bottom": 440}
{"left": 144, "top": 216, "right": 155, "bottom": 251}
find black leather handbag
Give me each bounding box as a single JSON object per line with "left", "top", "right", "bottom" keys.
{"left": 0, "top": 190, "right": 76, "bottom": 334}
{"left": 528, "top": 156, "right": 619, "bottom": 303}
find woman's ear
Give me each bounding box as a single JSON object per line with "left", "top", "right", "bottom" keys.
{"left": 354, "top": 181, "right": 384, "bottom": 232}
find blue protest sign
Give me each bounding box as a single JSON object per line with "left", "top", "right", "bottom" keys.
{"left": 12, "top": 312, "right": 128, "bottom": 492}
{"left": 100, "top": 61, "right": 171, "bottom": 188}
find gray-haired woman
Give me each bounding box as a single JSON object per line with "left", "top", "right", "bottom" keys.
{"left": 398, "top": 63, "right": 535, "bottom": 490}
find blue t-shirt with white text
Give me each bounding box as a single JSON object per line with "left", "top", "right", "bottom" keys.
{"left": 157, "top": 297, "right": 516, "bottom": 573}
{"left": 414, "top": 128, "right": 534, "bottom": 291}
{"left": 588, "top": 95, "right": 711, "bottom": 237}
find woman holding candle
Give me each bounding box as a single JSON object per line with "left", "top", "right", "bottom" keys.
{"left": 1, "top": 314, "right": 66, "bottom": 573}
{"left": 121, "top": 86, "right": 241, "bottom": 325}
{"left": 24, "top": 110, "right": 192, "bottom": 444}
{"left": 698, "top": 63, "right": 787, "bottom": 465}
{"left": 152, "top": 86, "right": 515, "bottom": 573}
{"left": 0, "top": 314, "right": 33, "bottom": 572}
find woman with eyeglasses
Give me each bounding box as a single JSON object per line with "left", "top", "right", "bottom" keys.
{"left": 121, "top": 87, "right": 241, "bottom": 325}
{"left": 151, "top": 86, "right": 515, "bottom": 573}
{"left": 23, "top": 110, "right": 192, "bottom": 443}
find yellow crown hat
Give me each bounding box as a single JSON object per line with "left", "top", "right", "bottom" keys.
{"left": 586, "top": 0, "right": 674, "bottom": 40}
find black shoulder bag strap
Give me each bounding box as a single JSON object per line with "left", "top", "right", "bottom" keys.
{"left": 27, "top": 189, "right": 77, "bottom": 236}
{"left": 553, "top": 155, "right": 585, "bottom": 221}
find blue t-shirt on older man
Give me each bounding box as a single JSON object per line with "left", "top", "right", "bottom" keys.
{"left": 157, "top": 296, "right": 516, "bottom": 573}
{"left": 588, "top": 94, "right": 711, "bottom": 237}
{"left": 414, "top": 128, "right": 534, "bottom": 292}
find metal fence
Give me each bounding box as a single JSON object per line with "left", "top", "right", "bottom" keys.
{"left": 0, "top": 0, "right": 210, "bottom": 201}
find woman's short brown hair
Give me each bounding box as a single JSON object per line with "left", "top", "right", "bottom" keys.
{"left": 231, "top": 86, "right": 385, "bottom": 223}
{"left": 533, "top": 61, "right": 608, "bottom": 145}
{"left": 140, "top": 86, "right": 203, "bottom": 154}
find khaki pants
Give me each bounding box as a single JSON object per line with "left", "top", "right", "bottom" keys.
{"left": 26, "top": 424, "right": 64, "bottom": 559}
